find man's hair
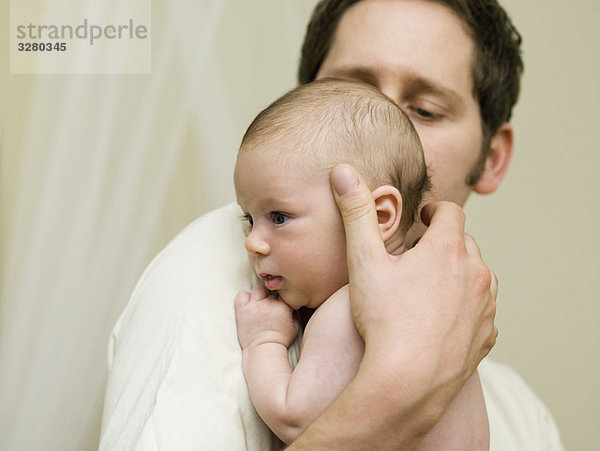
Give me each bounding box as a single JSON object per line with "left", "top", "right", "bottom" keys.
{"left": 241, "top": 78, "right": 429, "bottom": 233}
{"left": 298, "top": 0, "right": 524, "bottom": 185}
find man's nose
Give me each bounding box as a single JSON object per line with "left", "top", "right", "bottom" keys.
{"left": 245, "top": 228, "right": 270, "bottom": 255}
{"left": 378, "top": 81, "right": 401, "bottom": 107}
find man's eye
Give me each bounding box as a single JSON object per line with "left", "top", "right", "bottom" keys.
{"left": 416, "top": 108, "right": 434, "bottom": 118}
{"left": 409, "top": 106, "right": 442, "bottom": 122}
{"left": 242, "top": 214, "right": 253, "bottom": 228}
{"left": 271, "top": 212, "right": 289, "bottom": 225}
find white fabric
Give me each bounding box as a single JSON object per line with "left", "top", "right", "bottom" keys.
{"left": 0, "top": 2, "right": 317, "bottom": 449}
{"left": 480, "top": 359, "right": 564, "bottom": 451}
{"left": 100, "top": 203, "right": 564, "bottom": 450}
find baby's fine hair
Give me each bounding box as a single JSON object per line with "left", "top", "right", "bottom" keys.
{"left": 240, "top": 78, "right": 430, "bottom": 233}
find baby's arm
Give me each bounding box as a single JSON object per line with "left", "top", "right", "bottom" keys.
{"left": 284, "top": 285, "right": 364, "bottom": 430}
{"left": 234, "top": 285, "right": 362, "bottom": 444}
{"left": 417, "top": 371, "right": 489, "bottom": 450}
{"left": 234, "top": 286, "right": 301, "bottom": 441}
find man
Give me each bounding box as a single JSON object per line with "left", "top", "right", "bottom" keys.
{"left": 101, "top": 1, "right": 563, "bottom": 449}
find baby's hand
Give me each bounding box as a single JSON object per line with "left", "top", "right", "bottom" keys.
{"left": 234, "top": 286, "right": 299, "bottom": 350}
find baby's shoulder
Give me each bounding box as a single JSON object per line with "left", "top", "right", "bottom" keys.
{"left": 305, "top": 284, "right": 352, "bottom": 332}
{"left": 319, "top": 284, "right": 350, "bottom": 310}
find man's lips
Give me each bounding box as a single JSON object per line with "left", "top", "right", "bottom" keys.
{"left": 260, "top": 273, "right": 283, "bottom": 291}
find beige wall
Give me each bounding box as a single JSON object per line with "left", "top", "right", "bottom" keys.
{"left": 465, "top": 2, "right": 600, "bottom": 449}
{"left": 0, "top": 1, "right": 598, "bottom": 450}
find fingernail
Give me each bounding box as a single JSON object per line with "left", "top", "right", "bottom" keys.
{"left": 332, "top": 165, "right": 359, "bottom": 196}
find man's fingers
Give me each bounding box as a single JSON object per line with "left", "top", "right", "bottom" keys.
{"left": 464, "top": 233, "right": 498, "bottom": 302}
{"left": 420, "top": 201, "right": 466, "bottom": 238}
{"left": 330, "top": 164, "right": 387, "bottom": 267}
{"left": 487, "top": 271, "right": 499, "bottom": 351}
{"left": 490, "top": 270, "right": 499, "bottom": 300}
{"left": 464, "top": 233, "right": 482, "bottom": 257}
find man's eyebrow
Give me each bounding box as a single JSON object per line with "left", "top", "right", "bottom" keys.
{"left": 402, "top": 76, "right": 466, "bottom": 109}
{"left": 324, "top": 64, "right": 466, "bottom": 108}
{"left": 325, "top": 65, "right": 378, "bottom": 84}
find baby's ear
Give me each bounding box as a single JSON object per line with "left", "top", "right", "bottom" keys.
{"left": 371, "top": 185, "right": 402, "bottom": 242}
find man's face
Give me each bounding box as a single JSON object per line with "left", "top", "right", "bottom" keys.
{"left": 234, "top": 148, "right": 349, "bottom": 310}
{"left": 317, "top": 0, "right": 483, "bottom": 208}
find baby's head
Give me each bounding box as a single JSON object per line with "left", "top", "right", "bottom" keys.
{"left": 234, "top": 78, "right": 428, "bottom": 309}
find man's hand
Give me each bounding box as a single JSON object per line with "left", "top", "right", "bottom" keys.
{"left": 234, "top": 286, "right": 299, "bottom": 350}
{"left": 330, "top": 164, "right": 497, "bottom": 388}
{"left": 287, "top": 164, "right": 498, "bottom": 449}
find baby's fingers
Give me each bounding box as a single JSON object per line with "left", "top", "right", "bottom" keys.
{"left": 250, "top": 285, "right": 268, "bottom": 301}
{"left": 234, "top": 290, "right": 251, "bottom": 311}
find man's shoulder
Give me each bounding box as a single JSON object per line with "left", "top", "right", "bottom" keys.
{"left": 480, "top": 359, "right": 564, "bottom": 451}
{"left": 135, "top": 203, "right": 247, "bottom": 282}
{"left": 131, "top": 201, "right": 251, "bottom": 296}
{"left": 107, "top": 202, "right": 253, "bottom": 367}
{"left": 101, "top": 204, "right": 268, "bottom": 450}
{"left": 163, "top": 202, "right": 244, "bottom": 255}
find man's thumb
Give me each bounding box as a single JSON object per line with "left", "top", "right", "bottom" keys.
{"left": 330, "top": 164, "right": 386, "bottom": 265}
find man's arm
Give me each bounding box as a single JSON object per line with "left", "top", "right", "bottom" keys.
{"left": 288, "top": 165, "right": 497, "bottom": 449}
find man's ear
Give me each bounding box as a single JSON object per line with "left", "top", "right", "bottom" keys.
{"left": 474, "top": 122, "right": 514, "bottom": 194}
{"left": 371, "top": 185, "right": 402, "bottom": 242}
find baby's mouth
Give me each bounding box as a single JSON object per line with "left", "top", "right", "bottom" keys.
{"left": 260, "top": 273, "right": 283, "bottom": 291}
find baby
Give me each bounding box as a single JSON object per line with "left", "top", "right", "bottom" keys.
{"left": 234, "top": 79, "right": 488, "bottom": 448}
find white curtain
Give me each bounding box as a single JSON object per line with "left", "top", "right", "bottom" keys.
{"left": 0, "top": 1, "right": 317, "bottom": 449}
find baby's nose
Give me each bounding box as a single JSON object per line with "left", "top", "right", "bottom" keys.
{"left": 245, "top": 229, "right": 270, "bottom": 255}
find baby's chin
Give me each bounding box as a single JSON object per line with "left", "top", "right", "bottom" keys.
{"left": 277, "top": 290, "right": 321, "bottom": 311}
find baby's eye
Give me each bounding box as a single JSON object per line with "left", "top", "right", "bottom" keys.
{"left": 270, "top": 212, "right": 289, "bottom": 225}
{"left": 242, "top": 213, "right": 254, "bottom": 229}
